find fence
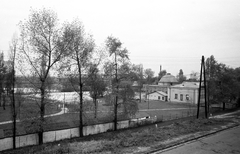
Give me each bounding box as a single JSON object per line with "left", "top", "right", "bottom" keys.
{"left": 0, "top": 116, "right": 157, "bottom": 151}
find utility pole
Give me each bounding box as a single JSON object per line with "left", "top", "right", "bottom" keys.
{"left": 197, "top": 56, "right": 208, "bottom": 119}
{"left": 139, "top": 64, "right": 143, "bottom": 103}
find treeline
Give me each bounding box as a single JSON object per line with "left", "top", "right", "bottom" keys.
{"left": 206, "top": 55, "right": 240, "bottom": 108}
{"left": 0, "top": 8, "right": 155, "bottom": 148}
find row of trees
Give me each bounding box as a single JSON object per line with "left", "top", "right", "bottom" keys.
{"left": 205, "top": 55, "right": 240, "bottom": 109}
{"left": 2, "top": 8, "right": 159, "bottom": 147}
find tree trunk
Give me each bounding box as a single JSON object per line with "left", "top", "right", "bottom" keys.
{"left": 94, "top": 97, "right": 97, "bottom": 118}
{"left": 77, "top": 53, "right": 83, "bottom": 137}
{"left": 3, "top": 94, "right": 5, "bottom": 110}
{"left": 39, "top": 87, "right": 45, "bottom": 144}
{"left": 114, "top": 52, "right": 118, "bottom": 131}
{"left": 223, "top": 102, "right": 225, "bottom": 110}
{"left": 12, "top": 91, "right": 16, "bottom": 149}
{"left": 79, "top": 85, "right": 83, "bottom": 137}
{"left": 0, "top": 92, "right": 2, "bottom": 107}
{"left": 114, "top": 95, "right": 118, "bottom": 131}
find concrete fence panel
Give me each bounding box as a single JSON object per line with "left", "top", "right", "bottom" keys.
{"left": 56, "top": 129, "right": 71, "bottom": 141}
{"left": 129, "top": 119, "right": 138, "bottom": 128}
{"left": 16, "top": 134, "right": 38, "bottom": 148}
{"left": 83, "top": 125, "right": 95, "bottom": 136}
{"left": 117, "top": 120, "right": 129, "bottom": 129}
{"left": 70, "top": 128, "right": 79, "bottom": 138}
{"left": 43, "top": 131, "right": 56, "bottom": 143}
{"left": 0, "top": 137, "right": 12, "bottom": 151}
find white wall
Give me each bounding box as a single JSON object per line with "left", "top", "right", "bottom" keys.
{"left": 169, "top": 88, "right": 198, "bottom": 104}
{"left": 0, "top": 117, "right": 157, "bottom": 152}
{"left": 16, "top": 134, "right": 38, "bottom": 148}
{"left": 148, "top": 93, "right": 165, "bottom": 101}
{"left": 0, "top": 137, "right": 12, "bottom": 151}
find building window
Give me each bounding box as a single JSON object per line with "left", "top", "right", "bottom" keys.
{"left": 186, "top": 94, "right": 189, "bottom": 100}
{"left": 158, "top": 96, "right": 160, "bottom": 100}
{"left": 180, "top": 94, "right": 183, "bottom": 101}
{"left": 162, "top": 97, "right": 164, "bottom": 100}
{"left": 175, "top": 94, "right": 178, "bottom": 99}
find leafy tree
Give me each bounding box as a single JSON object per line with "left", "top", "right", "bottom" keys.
{"left": 60, "top": 19, "right": 95, "bottom": 137}
{"left": 205, "top": 55, "right": 240, "bottom": 110}
{"left": 118, "top": 81, "right": 138, "bottom": 117}
{"left": 130, "top": 64, "right": 143, "bottom": 102}
{"left": 158, "top": 70, "right": 167, "bottom": 81}
{"left": 18, "top": 8, "right": 68, "bottom": 144}
{"left": 86, "top": 64, "right": 106, "bottom": 118}
{"left": 0, "top": 52, "right": 7, "bottom": 109}
{"left": 105, "top": 36, "right": 130, "bottom": 130}
{"left": 177, "top": 69, "right": 186, "bottom": 83}
{"left": 144, "top": 68, "right": 155, "bottom": 84}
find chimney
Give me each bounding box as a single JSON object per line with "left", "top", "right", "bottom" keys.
{"left": 160, "top": 65, "right": 162, "bottom": 73}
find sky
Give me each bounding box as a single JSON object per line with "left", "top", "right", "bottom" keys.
{"left": 1, "top": 0, "right": 240, "bottom": 78}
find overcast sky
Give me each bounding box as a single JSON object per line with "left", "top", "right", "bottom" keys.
{"left": 1, "top": 0, "right": 240, "bottom": 77}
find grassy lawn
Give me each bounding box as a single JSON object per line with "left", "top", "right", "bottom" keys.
{"left": 137, "top": 100, "right": 198, "bottom": 121}
{"left": 0, "top": 97, "right": 212, "bottom": 138}
{"left": 3, "top": 116, "right": 239, "bottom": 154}
{"left": 0, "top": 96, "right": 61, "bottom": 123}
{"left": 138, "top": 100, "right": 196, "bottom": 110}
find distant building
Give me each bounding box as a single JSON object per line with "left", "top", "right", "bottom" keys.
{"left": 158, "top": 73, "right": 178, "bottom": 86}
{"left": 168, "top": 81, "right": 199, "bottom": 104}
{"left": 143, "top": 73, "right": 178, "bottom": 99}
{"left": 148, "top": 91, "right": 168, "bottom": 101}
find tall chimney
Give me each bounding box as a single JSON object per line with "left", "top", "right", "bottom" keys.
{"left": 160, "top": 65, "right": 162, "bottom": 73}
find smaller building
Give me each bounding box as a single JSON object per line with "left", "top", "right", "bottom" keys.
{"left": 148, "top": 91, "right": 168, "bottom": 101}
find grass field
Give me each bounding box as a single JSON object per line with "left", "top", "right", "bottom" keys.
{"left": 0, "top": 96, "right": 61, "bottom": 123}
{"left": 0, "top": 97, "right": 208, "bottom": 138}
{"left": 138, "top": 100, "right": 198, "bottom": 121}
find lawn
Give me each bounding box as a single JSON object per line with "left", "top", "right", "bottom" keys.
{"left": 0, "top": 96, "right": 61, "bottom": 123}
{"left": 137, "top": 100, "right": 198, "bottom": 121}
{"left": 0, "top": 97, "right": 210, "bottom": 138}
{"left": 138, "top": 100, "right": 196, "bottom": 110}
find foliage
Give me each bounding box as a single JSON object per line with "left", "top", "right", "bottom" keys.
{"left": 158, "top": 69, "right": 167, "bottom": 81}
{"left": 144, "top": 68, "right": 155, "bottom": 84}
{"left": 176, "top": 69, "right": 187, "bottom": 83}
{"left": 59, "top": 19, "right": 95, "bottom": 136}
{"left": 18, "top": 8, "right": 69, "bottom": 144}
{"left": 205, "top": 55, "right": 240, "bottom": 108}
{"left": 118, "top": 81, "right": 138, "bottom": 117}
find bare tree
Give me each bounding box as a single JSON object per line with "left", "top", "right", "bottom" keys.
{"left": 8, "top": 33, "right": 18, "bottom": 149}
{"left": 18, "top": 8, "right": 68, "bottom": 144}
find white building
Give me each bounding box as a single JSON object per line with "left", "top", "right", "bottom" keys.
{"left": 168, "top": 82, "right": 199, "bottom": 104}
{"left": 148, "top": 91, "right": 168, "bottom": 101}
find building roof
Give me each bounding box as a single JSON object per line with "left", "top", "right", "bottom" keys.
{"left": 149, "top": 91, "right": 167, "bottom": 96}
{"left": 171, "top": 81, "right": 199, "bottom": 89}
{"left": 132, "top": 81, "right": 139, "bottom": 87}
{"left": 159, "top": 74, "right": 178, "bottom": 83}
